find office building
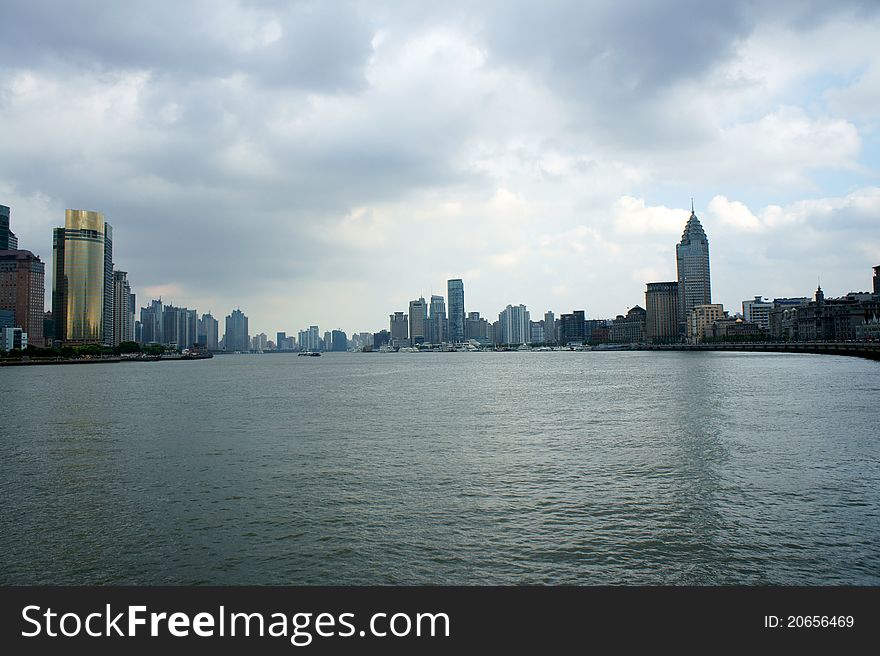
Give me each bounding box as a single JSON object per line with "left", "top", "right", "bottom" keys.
{"left": 610, "top": 306, "right": 647, "bottom": 343}
{"left": 1, "top": 325, "right": 26, "bottom": 351}
{"left": 200, "top": 313, "right": 219, "bottom": 350}
{"left": 330, "top": 329, "right": 347, "bottom": 351}
{"left": 676, "top": 202, "right": 711, "bottom": 334}
{"left": 408, "top": 297, "right": 427, "bottom": 345}
{"left": 428, "top": 294, "right": 447, "bottom": 344}
{"left": 447, "top": 279, "right": 465, "bottom": 343}
{"left": 140, "top": 299, "right": 164, "bottom": 344}
{"left": 558, "top": 310, "right": 586, "bottom": 345}
{"left": 742, "top": 296, "right": 773, "bottom": 331}
{"left": 0, "top": 204, "right": 18, "bottom": 250}
{"left": 645, "top": 281, "right": 680, "bottom": 343}
{"left": 688, "top": 304, "right": 726, "bottom": 343}
{"left": 0, "top": 249, "right": 45, "bottom": 345}
{"left": 224, "top": 309, "right": 249, "bottom": 351}
{"left": 543, "top": 311, "right": 556, "bottom": 344}
{"left": 390, "top": 311, "right": 409, "bottom": 347}
{"left": 465, "top": 311, "right": 489, "bottom": 341}
{"left": 52, "top": 210, "right": 113, "bottom": 344}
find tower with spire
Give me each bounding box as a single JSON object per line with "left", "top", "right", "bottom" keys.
{"left": 676, "top": 201, "right": 711, "bottom": 334}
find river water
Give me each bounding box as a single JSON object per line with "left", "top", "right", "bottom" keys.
{"left": 1, "top": 351, "right": 878, "bottom": 584}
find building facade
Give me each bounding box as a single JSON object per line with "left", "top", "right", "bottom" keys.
{"left": 499, "top": 304, "right": 530, "bottom": 345}
{"left": 543, "top": 311, "right": 556, "bottom": 344}
{"left": 224, "top": 309, "right": 249, "bottom": 351}
{"left": 200, "top": 313, "right": 219, "bottom": 350}
{"left": 52, "top": 210, "right": 113, "bottom": 344}
{"left": 645, "top": 281, "right": 679, "bottom": 343}
{"left": 558, "top": 310, "right": 586, "bottom": 345}
{"left": 389, "top": 311, "right": 409, "bottom": 347}
{"left": 465, "top": 311, "right": 489, "bottom": 342}
{"left": 427, "top": 294, "right": 447, "bottom": 344}
{"left": 688, "top": 304, "right": 726, "bottom": 343}
{"left": 0, "top": 249, "right": 45, "bottom": 345}
{"left": 610, "top": 306, "right": 646, "bottom": 343}
{"left": 111, "top": 270, "right": 134, "bottom": 345}
{"left": 408, "top": 297, "right": 427, "bottom": 345}
{"left": 0, "top": 204, "right": 18, "bottom": 250}
{"left": 447, "top": 279, "right": 465, "bottom": 343}
{"left": 676, "top": 205, "right": 711, "bottom": 334}
{"left": 742, "top": 296, "right": 773, "bottom": 330}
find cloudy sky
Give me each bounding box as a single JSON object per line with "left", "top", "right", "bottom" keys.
{"left": 2, "top": 1, "right": 879, "bottom": 335}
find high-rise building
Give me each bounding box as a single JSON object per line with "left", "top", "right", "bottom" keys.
{"left": 428, "top": 294, "right": 447, "bottom": 344}
{"left": 499, "top": 304, "right": 530, "bottom": 345}
{"left": 330, "top": 329, "right": 347, "bottom": 351}
{"left": 1, "top": 326, "right": 27, "bottom": 351}
{"left": 276, "top": 332, "right": 287, "bottom": 350}
{"left": 558, "top": 310, "right": 586, "bottom": 345}
{"left": 373, "top": 330, "right": 391, "bottom": 349}
{"left": 0, "top": 204, "right": 18, "bottom": 250}
{"left": 676, "top": 202, "right": 711, "bottom": 334}
{"left": 742, "top": 296, "right": 773, "bottom": 331}
{"left": 645, "top": 282, "right": 680, "bottom": 343}
{"left": 163, "top": 305, "right": 198, "bottom": 349}
{"left": 465, "top": 311, "right": 488, "bottom": 341}
{"left": 139, "top": 299, "right": 164, "bottom": 344}
{"left": 0, "top": 249, "right": 45, "bottom": 345}
{"left": 224, "top": 309, "right": 249, "bottom": 351}
{"left": 874, "top": 265, "right": 879, "bottom": 297}
{"left": 530, "top": 321, "right": 544, "bottom": 344}
{"left": 52, "top": 210, "right": 113, "bottom": 344}
{"left": 111, "top": 270, "right": 134, "bottom": 345}
{"left": 390, "top": 311, "right": 409, "bottom": 347}
{"left": 543, "top": 311, "right": 556, "bottom": 344}
{"left": 447, "top": 279, "right": 465, "bottom": 343}
{"left": 408, "top": 297, "right": 427, "bottom": 345}
{"left": 200, "top": 313, "right": 219, "bottom": 350}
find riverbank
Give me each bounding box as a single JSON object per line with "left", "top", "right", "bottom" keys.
{"left": 0, "top": 353, "right": 213, "bottom": 366}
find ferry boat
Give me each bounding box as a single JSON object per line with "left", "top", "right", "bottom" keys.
{"left": 298, "top": 351, "right": 322, "bottom": 357}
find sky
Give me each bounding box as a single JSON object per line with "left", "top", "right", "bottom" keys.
{"left": 1, "top": 0, "right": 879, "bottom": 336}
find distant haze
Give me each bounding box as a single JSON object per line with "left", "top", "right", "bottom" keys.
{"left": 1, "top": 1, "right": 879, "bottom": 335}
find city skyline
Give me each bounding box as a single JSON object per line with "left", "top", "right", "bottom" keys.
{"left": 1, "top": 2, "right": 879, "bottom": 334}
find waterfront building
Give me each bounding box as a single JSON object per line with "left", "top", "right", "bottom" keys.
{"left": 742, "top": 296, "right": 773, "bottom": 331}
{"left": 0, "top": 204, "right": 18, "bottom": 250}
{"left": 252, "top": 333, "right": 268, "bottom": 350}
{"left": 530, "top": 321, "right": 544, "bottom": 344}
{"left": 543, "top": 311, "right": 556, "bottom": 344}
{"left": 610, "top": 306, "right": 646, "bottom": 343}
{"left": 389, "top": 311, "right": 409, "bottom": 347}
{"left": 276, "top": 332, "right": 287, "bottom": 350}
{"left": 465, "top": 311, "right": 489, "bottom": 341}
{"left": 330, "top": 329, "right": 347, "bottom": 351}
{"left": 224, "top": 308, "right": 249, "bottom": 351}
{"left": 373, "top": 329, "right": 390, "bottom": 349}
{"left": 408, "top": 297, "right": 427, "bottom": 345}
{"left": 199, "top": 313, "right": 219, "bottom": 350}
{"left": 111, "top": 270, "right": 133, "bottom": 345}
{"left": 645, "top": 281, "right": 679, "bottom": 343}
{"left": 499, "top": 304, "right": 530, "bottom": 345}
{"left": 0, "top": 249, "right": 45, "bottom": 345}
{"left": 769, "top": 284, "right": 880, "bottom": 342}
{"left": 52, "top": 210, "right": 113, "bottom": 344}
{"left": 427, "top": 294, "right": 447, "bottom": 344}
{"left": 558, "top": 310, "right": 586, "bottom": 345}
{"left": 874, "top": 265, "right": 879, "bottom": 297}
{"left": 163, "top": 305, "right": 198, "bottom": 350}
{"left": 688, "top": 304, "right": 726, "bottom": 343}
{"left": 1, "top": 325, "right": 26, "bottom": 351}
{"left": 297, "top": 325, "right": 321, "bottom": 352}
{"left": 447, "top": 279, "right": 466, "bottom": 343}
{"left": 139, "top": 299, "right": 164, "bottom": 344}
{"left": 676, "top": 203, "right": 711, "bottom": 334}
{"left": 711, "top": 317, "right": 763, "bottom": 340}
{"left": 0, "top": 309, "right": 12, "bottom": 329}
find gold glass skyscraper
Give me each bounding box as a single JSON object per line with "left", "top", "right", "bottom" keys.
{"left": 52, "top": 210, "right": 113, "bottom": 344}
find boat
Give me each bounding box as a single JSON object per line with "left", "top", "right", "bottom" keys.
{"left": 298, "top": 351, "right": 322, "bottom": 357}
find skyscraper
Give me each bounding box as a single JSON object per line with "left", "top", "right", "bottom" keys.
{"left": 428, "top": 294, "right": 447, "bottom": 344}
{"left": 676, "top": 202, "right": 711, "bottom": 334}
{"left": 224, "top": 309, "right": 249, "bottom": 351}
{"left": 139, "top": 299, "right": 164, "bottom": 344}
{"left": 543, "top": 311, "right": 556, "bottom": 344}
{"left": 0, "top": 249, "right": 45, "bottom": 345}
{"left": 408, "top": 297, "right": 427, "bottom": 345}
{"left": 447, "top": 279, "right": 465, "bottom": 343}
{"left": 52, "top": 210, "right": 113, "bottom": 344}
{"left": 200, "top": 313, "right": 219, "bottom": 350}
{"left": 499, "top": 304, "right": 530, "bottom": 345}
{"left": 1, "top": 204, "right": 19, "bottom": 250}
{"left": 389, "top": 311, "right": 409, "bottom": 346}
{"left": 645, "top": 281, "right": 680, "bottom": 343}
{"left": 111, "top": 269, "right": 133, "bottom": 345}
